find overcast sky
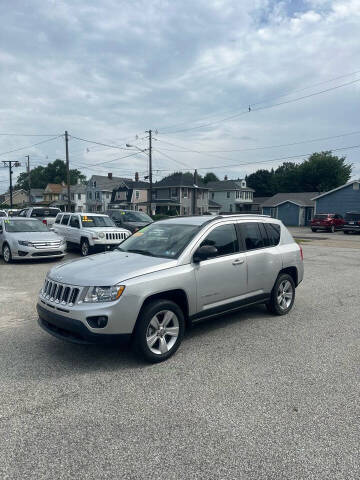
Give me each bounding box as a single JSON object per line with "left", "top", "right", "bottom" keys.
{"left": 0, "top": 0, "right": 359, "bottom": 190}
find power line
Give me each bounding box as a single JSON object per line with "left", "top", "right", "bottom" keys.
{"left": 70, "top": 135, "right": 138, "bottom": 151}
{"left": 150, "top": 143, "right": 360, "bottom": 173}
{"left": 159, "top": 78, "right": 360, "bottom": 134}
{"left": 0, "top": 133, "right": 61, "bottom": 137}
{"left": 0, "top": 135, "right": 63, "bottom": 157}
{"left": 153, "top": 148, "right": 190, "bottom": 168}
{"left": 156, "top": 129, "right": 360, "bottom": 154}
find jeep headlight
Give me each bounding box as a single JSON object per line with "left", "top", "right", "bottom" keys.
{"left": 98, "top": 232, "right": 105, "bottom": 239}
{"left": 83, "top": 285, "right": 125, "bottom": 303}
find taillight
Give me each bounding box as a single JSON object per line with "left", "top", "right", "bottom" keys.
{"left": 42, "top": 219, "right": 47, "bottom": 225}
{"left": 299, "top": 244, "right": 304, "bottom": 261}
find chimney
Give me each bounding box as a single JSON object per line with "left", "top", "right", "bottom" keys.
{"left": 108, "top": 172, "right": 113, "bottom": 179}
{"left": 135, "top": 172, "right": 139, "bottom": 182}
{"left": 224, "top": 175, "right": 228, "bottom": 181}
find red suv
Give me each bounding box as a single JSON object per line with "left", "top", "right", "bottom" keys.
{"left": 311, "top": 213, "right": 345, "bottom": 233}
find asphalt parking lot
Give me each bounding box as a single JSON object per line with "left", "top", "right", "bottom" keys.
{"left": 0, "top": 240, "right": 359, "bottom": 480}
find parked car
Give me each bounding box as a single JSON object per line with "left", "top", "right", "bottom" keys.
{"left": 342, "top": 212, "right": 360, "bottom": 234}
{"left": 37, "top": 214, "right": 304, "bottom": 363}
{"left": 17, "top": 207, "right": 61, "bottom": 227}
{"left": 52, "top": 212, "right": 131, "bottom": 256}
{"left": 0, "top": 217, "right": 66, "bottom": 263}
{"left": 0, "top": 210, "right": 7, "bottom": 217}
{"left": 106, "top": 209, "right": 153, "bottom": 233}
{"left": 7, "top": 209, "right": 20, "bottom": 217}
{"left": 310, "top": 213, "right": 345, "bottom": 233}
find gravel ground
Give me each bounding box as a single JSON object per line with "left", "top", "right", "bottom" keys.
{"left": 0, "top": 245, "right": 359, "bottom": 480}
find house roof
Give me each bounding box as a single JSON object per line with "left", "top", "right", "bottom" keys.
{"left": 261, "top": 192, "right": 319, "bottom": 208}
{"left": 311, "top": 180, "right": 360, "bottom": 200}
{"left": 252, "top": 196, "right": 271, "bottom": 205}
{"left": 45, "top": 183, "right": 65, "bottom": 193}
{"left": 89, "top": 175, "right": 131, "bottom": 191}
{"left": 208, "top": 199, "right": 222, "bottom": 207}
{"left": 64, "top": 184, "right": 87, "bottom": 194}
{"left": 207, "top": 180, "right": 254, "bottom": 192}
{"left": 30, "top": 188, "right": 44, "bottom": 196}
{"left": 120, "top": 180, "right": 149, "bottom": 189}
{"left": 154, "top": 173, "right": 207, "bottom": 189}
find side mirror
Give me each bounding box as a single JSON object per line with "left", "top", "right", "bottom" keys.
{"left": 193, "top": 244, "right": 218, "bottom": 263}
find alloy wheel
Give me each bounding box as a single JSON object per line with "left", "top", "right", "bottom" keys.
{"left": 3, "top": 245, "right": 11, "bottom": 263}
{"left": 277, "top": 280, "right": 293, "bottom": 311}
{"left": 146, "top": 310, "right": 179, "bottom": 355}
{"left": 81, "top": 241, "right": 89, "bottom": 256}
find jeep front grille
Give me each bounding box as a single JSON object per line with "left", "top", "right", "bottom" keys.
{"left": 105, "top": 232, "right": 127, "bottom": 241}
{"left": 41, "top": 279, "right": 81, "bottom": 306}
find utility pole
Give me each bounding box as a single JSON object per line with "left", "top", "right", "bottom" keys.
{"left": 26, "top": 155, "right": 31, "bottom": 205}
{"left": 145, "top": 129, "right": 153, "bottom": 215}
{"left": 2, "top": 161, "right": 21, "bottom": 208}
{"left": 65, "top": 131, "right": 71, "bottom": 212}
{"left": 193, "top": 169, "right": 198, "bottom": 215}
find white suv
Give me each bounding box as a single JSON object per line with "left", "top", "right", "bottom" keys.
{"left": 53, "top": 212, "right": 130, "bottom": 256}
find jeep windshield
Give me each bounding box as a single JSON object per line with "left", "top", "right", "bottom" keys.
{"left": 118, "top": 223, "right": 200, "bottom": 258}
{"left": 345, "top": 213, "right": 360, "bottom": 221}
{"left": 81, "top": 216, "right": 115, "bottom": 227}
{"left": 4, "top": 219, "right": 49, "bottom": 232}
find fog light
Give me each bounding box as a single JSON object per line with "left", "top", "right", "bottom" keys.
{"left": 18, "top": 250, "right": 29, "bottom": 256}
{"left": 86, "top": 316, "right": 108, "bottom": 328}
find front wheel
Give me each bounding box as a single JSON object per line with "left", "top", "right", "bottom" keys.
{"left": 80, "top": 239, "right": 90, "bottom": 256}
{"left": 2, "top": 243, "right": 12, "bottom": 263}
{"left": 133, "top": 299, "right": 185, "bottom": 363}
{"left": 266, "top": 273, "right": 295, "bottom": 316}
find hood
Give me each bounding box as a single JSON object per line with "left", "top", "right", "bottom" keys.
{"left": 48, "top": 251, "right": 177, "bottom": 286}
{"left": 10, "top": 231, "right": 63, "bottom": 242}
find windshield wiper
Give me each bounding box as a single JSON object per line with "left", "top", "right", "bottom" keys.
{"left": 126, "top": 249, "right": 156, "bottom": 257}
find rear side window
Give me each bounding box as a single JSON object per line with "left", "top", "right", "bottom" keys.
{"left": 55, "top": 215, "right": 62, "bottom": 224}
{"left": 70, "top": 216, "right": 80, "bottom": 228}
{"left": 264, "top": 223, "right": 281, "bottom": 247}
{"left": 239, "top": 222, "right": 264, "bottom": 250}
{"left": 30, "top": 208, "right": 60, "bottom": 218}
{"left": 61, "top": 215, "right": 70, "bottom": 225}
{"left": 200, "top": 224, "right": 239, "bottom": 257}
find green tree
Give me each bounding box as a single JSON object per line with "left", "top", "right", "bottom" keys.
{"left": 15, "top": 159, "right": 86, "bottom": 190}
{"left": 203, "top": 172, "right": 220, "bottom": 183}
{"left": 246, "top": 169, "right": 276, "bottom": 196}
{"left": 274, "top": 162, "right": 301, "bottom": 192}
{"left": 298, "top": 151, "right": 352, "bottom": 192}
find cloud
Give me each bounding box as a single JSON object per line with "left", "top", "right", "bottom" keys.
{"left": 0, "top": 0, "right": 359, "bottom": 189}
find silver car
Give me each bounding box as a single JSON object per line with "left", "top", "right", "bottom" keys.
{"left": 0, "top": 217, "right": 66, "bottom": 263}
{"left": 37, "top": 215, "right": 304, "bottom": 363}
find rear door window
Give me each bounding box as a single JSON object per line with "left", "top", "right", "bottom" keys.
{"left": 238, "top": 222, "right": 265, "bottom": 250}
{"left": 69, "top": 215, "right": 80, "bottom": 228}
{"left": 55, "top": 214, "right": 62, "bottom": 224}
{"left": 200, "top": 224, "right": 239, "bottom": 257}
{"left": 61, "top": 214, "right": 70, "bottom": 225}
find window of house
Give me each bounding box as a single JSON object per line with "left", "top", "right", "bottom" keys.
{"left": 236, "top": 191, "right": 240, "bottom": 199}
{"left": 200, "top": 224, "right": 239, "bottom": 257}
{"left": 135, "top": 190, "right": 140, "bottom": 200}
{"left": 171, "top": 188, "right": 177, "bottom": 197}
{"left": 211, "top": 192, "right": 214, "bottom": 199}
{"left": 239, "top": 222, "right": 265, "bottom": 250}
{"left": 88, "top": 192, "right": 92, "bottom": 199}
{"left": 226, "top": 192, "right": 230, "bottom": 198}
{"left": 78, "top": 193, "right": 81, "bottom": 200}
{"left": 71, "top": 193, "right": 75, "bottom": 200}
{"left": 183, "top": 188, "right": 188, "bottom": 198}
{"left": 152, "top": 190, "right": 157, "bottom": 199}
{"left": 95, "top": 192, "right": 100, "bottom": 199}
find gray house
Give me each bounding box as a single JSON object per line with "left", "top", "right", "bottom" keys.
{"left": 261, "top": 192, "right": 318, "bottom": 226}
{"left": 86, "top": 174, "right": 130, "bottom": 212}
{"left": 152, "top": 173, "right": 209, "bottom": 215}
{"left": 313, "top": 180, "right": 360, "bottom": 216}
{"left": 30, "top": 189, "right": 45, "bottom": 203}
{"left": 207, "top": 179, "right": 255, "bottom": 213}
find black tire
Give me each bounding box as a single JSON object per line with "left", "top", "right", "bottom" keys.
{"left": 266, "top": 273, "right": 295, "bottom": 316}
{"left": 330, "top": 225, "right": 335, "bottom": 233}
{"left": 2, "top": 243, "right": 12, "bottom": 263}
{"left": 311, "top": 228, "right": 317, "bottom": 232}
{"left": 133, "top": 299, "right": 185, "bottom": 363}
{"left": 80, "top": 239, "right": 90, "bottom": 256}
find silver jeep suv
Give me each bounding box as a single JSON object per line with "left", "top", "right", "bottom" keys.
{"left": 37, "top": 215, "right": 304, "bottom": 362}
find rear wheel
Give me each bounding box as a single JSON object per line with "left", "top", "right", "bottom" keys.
{"left": 133, "top": 299, "right": 185, "bottom": 363}
{"left": 2, "top": 243, "right": 12, "bottom": 263}
{"left": 266, "top": 273, "right": 295, "bottom": 316}
{"left": 80, "top": 239, "right": 90, "bottom": 256}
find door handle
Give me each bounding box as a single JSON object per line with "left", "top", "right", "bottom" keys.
{"left": 232, "top": 258, "right": 244, "bottom": 266}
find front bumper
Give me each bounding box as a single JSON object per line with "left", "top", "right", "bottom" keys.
{"left": 13, "top": 245, "right": 66, "bottom": 259}
{"left": 37, "top": 304, "right": 131, "bottom": 345}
